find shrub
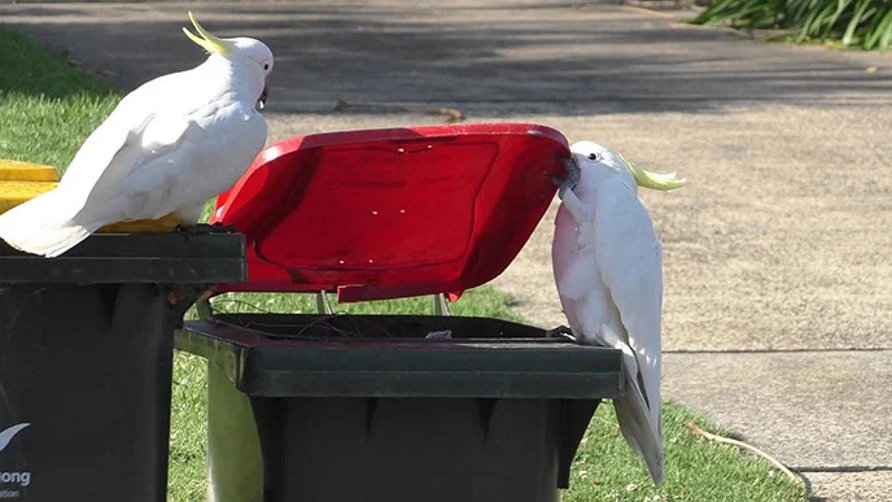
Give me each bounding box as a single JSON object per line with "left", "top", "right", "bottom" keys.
{"left": 691, "top": 0, "right": 892, "bottom": 51}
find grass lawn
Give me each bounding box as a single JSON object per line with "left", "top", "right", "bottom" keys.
{"left": 0, "top": 25, "right": 806, "bottom": 502}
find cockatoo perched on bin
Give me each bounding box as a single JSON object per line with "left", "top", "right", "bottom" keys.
{"left": 0, "top": 12, "right": 272, "bottom": 257}
{"left": 552, "top": 141, "right": 684, "bottom": 485}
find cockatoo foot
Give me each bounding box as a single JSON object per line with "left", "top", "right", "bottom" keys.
{"left": 545, "top": 325, "right": 577, "bottom": 341}
{"left": 175, "top": 222, "right": 239, "bottom": 235}
{"left": 175, "top": 223, "right": 235, "bottom": 243}
{"left": 176, "top": 223, "right": 207, "bottom": 236}
{"left": 208, "top": 222, "right": 239, "bottom": 233}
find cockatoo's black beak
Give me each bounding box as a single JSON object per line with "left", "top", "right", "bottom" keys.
{"left": 258, "top": 78, "right": 269, "bottom": 110}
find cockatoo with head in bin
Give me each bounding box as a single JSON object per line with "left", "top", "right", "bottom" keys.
{"left": 0, "top": 13, "right": 273, "bottom": 257}
{"left": 551, "top": 140, "right": 684, "bottom": 485}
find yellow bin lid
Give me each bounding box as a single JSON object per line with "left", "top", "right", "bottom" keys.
{"left": 0, "top": 159, "right": 179, "bottom": 232}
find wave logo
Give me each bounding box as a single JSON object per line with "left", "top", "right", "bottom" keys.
{"left": 0, "top": 423, "right": 31, "bottom": 496}
{"left": 0, "top": 425, "right": 29, "bottom": 454}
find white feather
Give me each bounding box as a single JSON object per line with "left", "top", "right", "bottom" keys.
{"left": 552, "top": 141, "right": 665, "bottom": 484}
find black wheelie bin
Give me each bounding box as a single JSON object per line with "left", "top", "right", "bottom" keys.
{"left": 0, "top": 160, "right": 245, "bottom": 502}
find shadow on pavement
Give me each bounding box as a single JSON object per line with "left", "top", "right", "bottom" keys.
{"left": 2, "top": 2, "right": 890, "bottom": 114}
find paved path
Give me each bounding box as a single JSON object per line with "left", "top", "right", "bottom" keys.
{"left": 2, "top": 2, "right": 891, "bottom": 500}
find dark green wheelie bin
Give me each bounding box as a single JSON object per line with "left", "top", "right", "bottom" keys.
{"left": 177, "top": 313, "right": 623, "bottom": 502}
{"left": 0, "top": 231, "right": 245, "bottom": 502}
{"left": 173, "top": 123, "right": 626, "bottom": 502}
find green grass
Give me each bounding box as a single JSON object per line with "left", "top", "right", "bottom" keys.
{"left": 168, "top": 352, "right": 209, "bottom": 502}
{"left": 567, "top": 405, "right": 806, "bottom": 502}
{"left": 0, "top": 26, "right": 120, "bottom": 170}
{"left": 1, "top": 25, "right": 807, "bottom": 502}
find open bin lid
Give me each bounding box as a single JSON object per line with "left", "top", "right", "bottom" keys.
{"left": 211, "top": 123, "right": 569, "bottom": 302}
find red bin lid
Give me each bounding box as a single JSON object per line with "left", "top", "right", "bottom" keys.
{"left": 211, "top": 122, "right": 570, "bottom": 302}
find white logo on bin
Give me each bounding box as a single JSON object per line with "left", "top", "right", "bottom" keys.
{"left": 0, "top": 423, "right": 32, "bottom": 498}
{"left": 0, "top": 424, "right": 29, "bottom": 454}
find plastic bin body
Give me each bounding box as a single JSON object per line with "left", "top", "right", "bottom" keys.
{"left": 0, "top": 233, "right": 244, "bottom": 501}
{"left": 178, "top": 314, "right": 623, "bottom": 502}
{"left": 254, "top": 397, "right": 568, "bottom": 502}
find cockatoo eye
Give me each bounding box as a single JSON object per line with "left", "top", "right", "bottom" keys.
{"left": 588, "top": 153, "right": 600, "bottom": 161}
{"left": 263, "top": 63, "right": 269, "bottom": 70}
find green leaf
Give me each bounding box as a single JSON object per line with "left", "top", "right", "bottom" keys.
{"left": 842, "top": 0, "right": 873, "bottom": 46}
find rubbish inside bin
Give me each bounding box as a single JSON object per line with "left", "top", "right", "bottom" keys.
{"left": 208, "top": 122, "right": 571, "bottom": 302}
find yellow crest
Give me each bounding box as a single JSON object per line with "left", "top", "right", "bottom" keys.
{"left": 620, "top": 154, "right": 685, "bottom": 191}
{"left": 182, "top": 11, "right": 233, "bottom": 55}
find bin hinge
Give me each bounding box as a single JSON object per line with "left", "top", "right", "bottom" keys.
{"left": 195, "top": 290, "right": 214, "bottom": 320}
{"left": 316, "top": 290, "right": 334, "bottom": 314}
{"left": 432, "top": 293, "right": 451, "bottom": 316}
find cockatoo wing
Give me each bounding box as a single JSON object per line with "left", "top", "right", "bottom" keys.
{"left": 75, "top": 100, "right": 265, "bottom": 228}
{"left": 552, "top": 183, "right": 663, "bottom": 485}
{"left": 594, "top": 185, "right": 662, "bottom": 411}
{"left": 58, "top": 70, "right": 194, "bottom": 202}
{"left": 0, "top": 112, "right": 196, "bottom": 258}
{"left": 73, "top": 115, "right": 202, "bottom": 221}
{"left": 0, "top": 70, "right": 265, "bottom": 257}
{"left": 0, "top": 72, "right": 190, "bottom": 255}
{"left": 593, "top": 179, "right": 664, "bottom": 483}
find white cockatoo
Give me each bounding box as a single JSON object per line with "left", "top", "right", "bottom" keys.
{"left": 552, "top": 140, "right": 684, "bottom": 485}
{"left": 0, "top": 12, "right": 272, "bottom": 257}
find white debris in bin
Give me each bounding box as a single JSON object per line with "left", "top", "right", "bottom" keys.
{"left": 424, "top": 330, "right": 452, "bottom": 340}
